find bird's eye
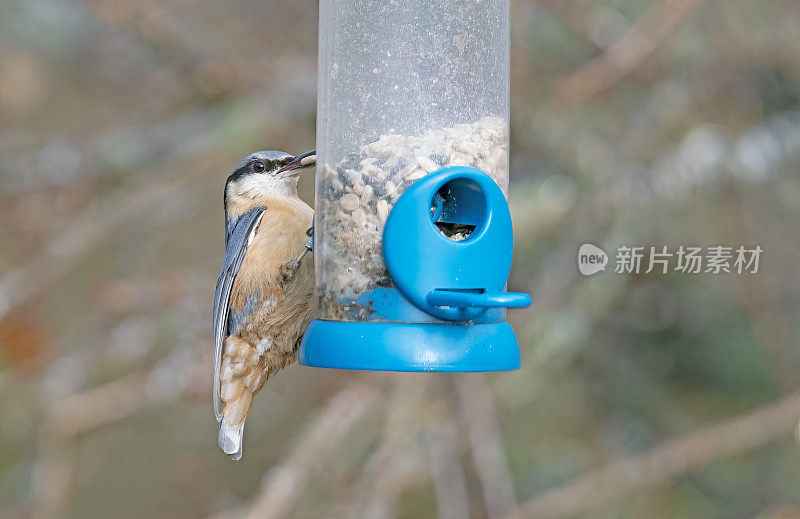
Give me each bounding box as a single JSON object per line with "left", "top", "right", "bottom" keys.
{"left": 253, "top": 161, "right": 266, "bottom": 173}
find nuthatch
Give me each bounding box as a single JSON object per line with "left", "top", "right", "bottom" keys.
{"left": 213, "top": 150, "right": 316, "bottom": 460}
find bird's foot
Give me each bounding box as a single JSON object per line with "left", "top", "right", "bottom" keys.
{"left": 280, "top": 259, "right": 301, "bottom": 282}
{"left": 281, "top": 243, "right": 312, "bottom": 282}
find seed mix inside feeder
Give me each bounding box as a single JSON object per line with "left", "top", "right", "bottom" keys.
{"left": 317, "top": 116, "right": 508, "bottom": 316}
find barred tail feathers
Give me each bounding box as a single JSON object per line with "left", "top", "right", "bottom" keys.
{"left": 217, "top": 336, "right": 258, "bottom": 461}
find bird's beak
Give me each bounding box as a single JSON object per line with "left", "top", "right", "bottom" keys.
{"left": 277, "top": 150, "right": 316, "bottom": 176}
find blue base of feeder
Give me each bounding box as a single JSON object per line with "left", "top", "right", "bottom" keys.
{"left": 298, "top": 319, "right": 521, "bottom": 372}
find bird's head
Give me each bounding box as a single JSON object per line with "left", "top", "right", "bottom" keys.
{"left": 224, "top": 150, "right": 315, "bottom": 219}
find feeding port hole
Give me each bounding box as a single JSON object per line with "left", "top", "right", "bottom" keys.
{"left": 430, "top": 178, "right": 487, "bottom": 242}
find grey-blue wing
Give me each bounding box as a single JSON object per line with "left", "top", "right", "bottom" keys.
{"left": 213, "top": 207, "right": 266, "bottom": 421}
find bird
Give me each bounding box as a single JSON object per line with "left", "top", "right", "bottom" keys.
{"left": 213, "top": 149, "right": 316, "bottom": 460}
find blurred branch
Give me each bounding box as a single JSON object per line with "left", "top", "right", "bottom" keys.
{"left": 555, "top": 0, "right": 704, "bottom": 106}
{"left": 47, "top": 369, "right": 151, "bottom": 436}
{"left": 86, "top": 0, "right": 204, "bottom": 82}
{"left": 348, "top": 378, "right": 428, "bottom": 519}
{"left": 31, "top": 346, "right": 208, "bottom": 519}
{"left": 426, "top": 422, "right": 470, "bottom": 519}
{"left": 31, "top": 370, "right": 156, "bottom": 519}
{"left": 0, "top": 181, "right": 178, "bottom": 324}
{"left": 0, "top": 86, "right": 310, "bottom": 195}
{"left": 215, "top": 384, "right": 378, "bottom": 519}
{"left": 504, "top": 390, "right": 800, "bottom": 519}
{"left": 84, "top": 0, "right": 309, "bottom": 98}
{"left": 724, "top": 189, "right": 798, "bottom": 390}
{"left": 455, "top": 374, "right": 517, "bottom": 518}
{"left": 352, "top": 446, "right": 426, "bottom": 519}
{"left": 30, "top": 431, "right": 74, "bottom": 519}
{"left": 536, "top": 0, "right": 603, "bottom": 52}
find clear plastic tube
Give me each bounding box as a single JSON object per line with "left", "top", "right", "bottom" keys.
{"left": 315, "top": 0, "right": 510, "bottom": 321}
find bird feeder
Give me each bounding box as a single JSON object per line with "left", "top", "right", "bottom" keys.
{"left": 300, "top": 0, "right": 530, "bottom": 371}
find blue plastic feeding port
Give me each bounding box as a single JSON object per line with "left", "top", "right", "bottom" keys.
{"left": 300, "top": 166, "right": 531, "bottom": 372}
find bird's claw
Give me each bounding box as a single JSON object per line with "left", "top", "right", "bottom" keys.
{"left": 281, "top": 259, "right": 301, "bottom": 282}
{"left": 282, "top": 239, "right": 312, "bottom": 282}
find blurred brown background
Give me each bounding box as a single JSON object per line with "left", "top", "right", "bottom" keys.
{"left": 2, "top": 1, "right": 800, "bottom": 518}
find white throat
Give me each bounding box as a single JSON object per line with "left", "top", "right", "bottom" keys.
{"left": 230, "top": 173, "right": 299, "bottom": 201}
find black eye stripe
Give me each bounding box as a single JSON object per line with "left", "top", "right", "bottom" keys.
{"left": 248, "top": 156, "right": 293, "bottom": 173}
